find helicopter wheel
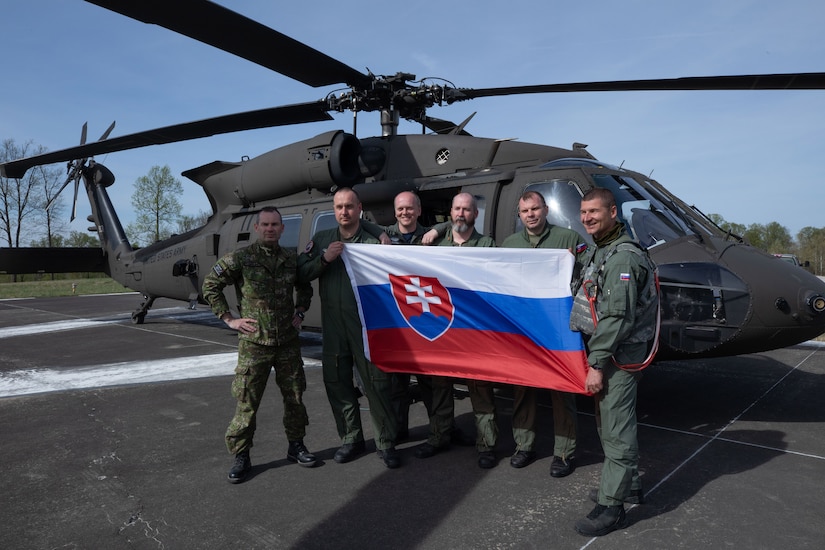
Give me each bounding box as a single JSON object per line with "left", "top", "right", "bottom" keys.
{"left": 131, "top": 312, "right": 146, "bottom": 325}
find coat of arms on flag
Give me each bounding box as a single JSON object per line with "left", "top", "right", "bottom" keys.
{"left": 389, "top": 274, "right": 454, "bottom": 341}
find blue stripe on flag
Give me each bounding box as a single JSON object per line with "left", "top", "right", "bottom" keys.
{"left": 357, "top": 284, "right": 583, "bottom": 351}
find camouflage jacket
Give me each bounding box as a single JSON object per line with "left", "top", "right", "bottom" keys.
{"left": 202, "top": 241, "right": 312, "bottom": 346}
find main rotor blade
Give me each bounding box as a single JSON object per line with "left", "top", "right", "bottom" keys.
{"left": 85, "top": 0, "right": 370, "bottom": 88}
{"left": 456, "top": 72, "right": 825, "bottom": 100}
{"left": 0, "top": 101, "right": 333, "bottom": 179}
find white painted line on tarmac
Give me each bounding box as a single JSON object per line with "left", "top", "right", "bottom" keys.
{"left": 0, "top": 352, "right": 239, "bottom": 398}
{"left": 0, "top": 353, "right": 322, "bottom": 398}
{"left": 0, "top": 318, "right": 111, "bottom": 338}
{"left": 0, "top": 306, "right": 215, "bottom": 339}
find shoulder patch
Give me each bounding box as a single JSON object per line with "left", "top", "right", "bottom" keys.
{"left": 576, "top": 242, "right": 588, "bottom": 254}
{"left": 620, "top": 272, "right": 631, "bottom": 281}
{"left": 212, "top": 264, "right": 224, "bottom": 277}
{"left": 304, "top": 240, "right": 314, "bottom": 253}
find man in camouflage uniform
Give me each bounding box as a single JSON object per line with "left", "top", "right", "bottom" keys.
{"left": 425, "top": 192, "right": 498, "bottom": 468}
{"left": 297, "top": 187, "right": 401, "bottom": 469}
{"left": 571, "top": 188, "right": 657, "bottom": 537}
{"left": 500, "top": 190, "right": 586, "bottom": 475}
{"left": 202, "top": 206, "right": 315, "bottom": 484}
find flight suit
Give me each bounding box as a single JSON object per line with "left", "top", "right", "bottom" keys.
{"left": 570, "top": 226, "right": 654, "bottom": 506}
{"left": 382, "top": 222, "right": 436, "bottom": 437}
{"left": 297, "top": 225, "right": 397, "bottom": 451}
{"left": 501, "top": 224, "right": 585, "bottom": 460}
{"left": 436, "top": 229, "right": 497, "bottom": 451}
{"left": 384, "top": 222, "right": 428, "bottom": 245}
{"left": 202, "top": 241, "right": 312, "bottom": 455}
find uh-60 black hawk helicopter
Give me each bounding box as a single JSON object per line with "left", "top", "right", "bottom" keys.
{"left": 2, "top": 0, "right": 825, "bottom": 360}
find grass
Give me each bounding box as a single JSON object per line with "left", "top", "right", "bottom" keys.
{"left": 0, "top": 277, "right": 132, "bottom": 299}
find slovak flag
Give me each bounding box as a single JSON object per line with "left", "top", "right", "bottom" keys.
{"left": 341, "top": 244, "right": 589, "bottom": 393}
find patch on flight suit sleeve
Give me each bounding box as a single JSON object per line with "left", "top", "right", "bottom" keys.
{"left": 304, "top": 240, "right": 315, "bottom": 253}
{"left": 213, "top": 264, "right": 224, "bottom": 276}
{"left": 576, "top": 242, "right": 587, "bottom": 254}
{"left": 620, "top": 272, "right": 630, "bottom": 281}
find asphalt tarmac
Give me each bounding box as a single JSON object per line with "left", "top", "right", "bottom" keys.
{"left": 1, "top": 293, "right": 824, "bottom": 549}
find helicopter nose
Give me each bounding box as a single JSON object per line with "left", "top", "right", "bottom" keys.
{"left": 652, "top": 236, "right": 825, "bottom": 359}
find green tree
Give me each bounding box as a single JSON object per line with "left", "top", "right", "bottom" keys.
{"left": 30, "top": 234, "right": 66, "bottom": 247}
{"left": 127, "top": 165, "right": 183, "bottom": 246}
{"left": 708, "top": 214, "right": 746, "bottom": 239}
{"left": 742, "top": 222, "right": 793, "bottom": 254}
{"left": 743, "top": 223, "right": 766, "bottom": 250}
{"left": 65, "top": 230, "right": 100, "bottom": 247}
{"left": 762, "top": 221, "right": 794, "bottom": 254}
{"left": 797, "top": 226, "right": 825, "bottom": 275}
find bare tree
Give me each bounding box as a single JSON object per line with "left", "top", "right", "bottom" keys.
{"left": 126, "top": 165, "right": 183, "bottom": 246}
{"left": 34, "top": 162, "right": 67, "bottom": 246}
{"left": 176, "top": 210, "right": 211, "bottom": 234}
{"left": 1, "top": 139, "right": 52, "bottom": 247}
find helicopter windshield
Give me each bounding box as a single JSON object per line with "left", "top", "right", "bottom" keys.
{"left": 532, "top": 157, "right": 736, "bottom": 246}
{"left": 524, "top": 173, "right": 705, "bottom": 248}
{"left": 589, "top": 173, "right": 694, "bottom": 248}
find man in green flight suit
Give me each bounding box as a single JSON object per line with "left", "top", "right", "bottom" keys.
{"left": 500, "top": 190, "right": 586, "bottom": 475}
{"left": 298, "top": 187, "right": 401, "bottom": 469}
{"left": 202, "top": 206, "right": 316, "bottom": 484}
{"left": 570, "top": 187, "right": 657, "bottom": 537}
{"left": 383, "top": 191, "right": 435, "bottom": 440}
{"left": 422, "top": 192, "right": 498, "bottom": 468}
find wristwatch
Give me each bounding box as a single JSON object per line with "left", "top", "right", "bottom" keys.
{"left": 294, "top": 311, "right": 305, "bottom": 320}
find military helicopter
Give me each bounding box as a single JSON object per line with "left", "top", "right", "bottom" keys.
{"left": 2, "top": 0, "right": 825, "bottom": 359}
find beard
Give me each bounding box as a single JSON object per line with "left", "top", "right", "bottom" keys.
{"left": 452, "top": 218, "right": 471, "bottom": 233}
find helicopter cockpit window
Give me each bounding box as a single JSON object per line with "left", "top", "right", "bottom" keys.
{"left": 475, "top": 196, "right": 487, "bottom": 233}
{"left": 522, "top": 180, "right": 585, "bottom": 235}
{"left": 280, "top": 214, "right": 302, "bottom": 251}
{"left": 590, "top": 173, "right": 694, "bottom": 248}
{"left": 312, "top": 211, "right": 338, "bottom": 236}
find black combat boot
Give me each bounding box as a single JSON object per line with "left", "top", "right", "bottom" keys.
{"left": 377, "top": 447, "right": 401, "bottom": 469}
{"left": 287, "top": 440, "right": 317, "bottom": 468}
{"left": 589, "top": 487, "right": 645, "bottom": 505}
{"left": 228, "top": 449, "right": 251, "bottom": 484}
{"left": 575, "top": 504, "right": 627, "bottom": 536}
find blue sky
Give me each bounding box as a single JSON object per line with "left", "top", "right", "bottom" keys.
{"left": 3, "top": 1, "right": 824, "bottom": 238}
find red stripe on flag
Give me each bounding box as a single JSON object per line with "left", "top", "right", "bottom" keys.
{"left": 365, "top": 328, "right": 589, "bottom": 394}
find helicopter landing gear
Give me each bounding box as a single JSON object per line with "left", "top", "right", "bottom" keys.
{"left": 131, "top": 295, "right": 157, "bottom": 325}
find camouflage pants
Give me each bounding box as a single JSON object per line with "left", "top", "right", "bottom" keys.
{"left": 225, "top": 339, "right": 309, "bottom": 455}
